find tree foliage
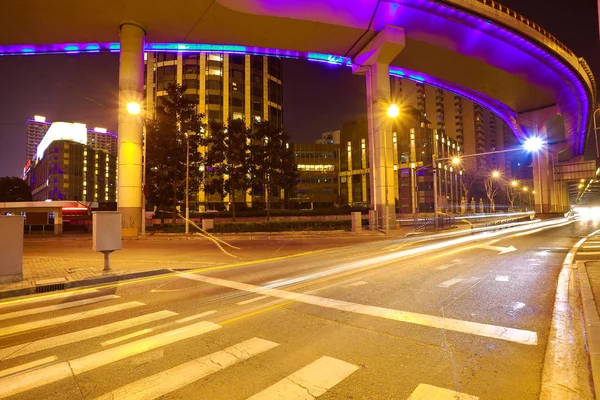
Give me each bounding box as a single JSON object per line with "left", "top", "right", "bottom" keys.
{"left": 146, "top": 83, "right": 205, "bottom": 218}
{"left": 250, "top": 121, "right": 298, "bottom": 217}
{"left": 205, "top": 119, "right": 252, "bottom": 220}
{"left": 0, "top": 177, "right": 32, "bottom": 202}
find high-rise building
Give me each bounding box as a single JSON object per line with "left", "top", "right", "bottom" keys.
{"left": 339, "top": 109, "right": 462, "bottom": 213}
{"left": 25, "top": 115, "right": 51, "bottom": 163}
{"left": 391, "top": 78, "right": 518, "bottom": 176}
{"left": 145, "top": 53, "right": 283, "bottom": 127}
{"left": 25, "top": 121, "right": 117, "bottom": 203}
{"left": 144, "top": 52, "right": 284, "bottom": 211}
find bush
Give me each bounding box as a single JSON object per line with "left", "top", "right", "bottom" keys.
{"left": 148, "top": 220, "right": 351, "bottom": 233}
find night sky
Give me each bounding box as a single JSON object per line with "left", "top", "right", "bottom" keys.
{"left": 0, "top": 0, "right": 598, "bottom": 177}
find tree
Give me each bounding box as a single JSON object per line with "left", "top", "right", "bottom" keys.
{"left": 250, "top": 121, "right": 298, "bottom": 219}
{"left": 205, "top": 119, "right": 252, "bottom": 221}
{"left": 0, "top": 177, "right": 32, "bottom": 202}
{"left": 146, "top": 83, "right": 205, "bottom": 222}
{"left": 504, "top": 180, "right": 520, "bottom": 211}
{"left": 484, "top": 175, "right": 500, "bottom": 212}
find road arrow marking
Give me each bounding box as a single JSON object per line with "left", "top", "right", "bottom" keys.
{"left": 478, "top": 244, "right": 517, "bottom": 254}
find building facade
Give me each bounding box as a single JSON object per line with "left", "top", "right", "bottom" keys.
{"left": 390, "top": 77, "right": 519, "bottom": 174}
{"left": 25, "top": 116, "right": 51, "bottom": 163}
{"left": 339, "top": 107, "right": 462, "bottom": 214}
{"left": 144, "top": 52, "right": 284, "bottom": 211}
{"left": 145, "top": 52, "right": 283, "bottom": 127}
{"left": 291, "top": 143, "right": 339, "bottom": 208}
{"left": 25, "top": 121, "right": 117, "bottom": 203}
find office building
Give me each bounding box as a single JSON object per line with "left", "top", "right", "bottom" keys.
{"left": 25, "top": 121, "right": 117, "bottom": 203}
{"left": 339, "top": 107, "right": 462, "bottom": 213}
{"left": 144, "top": 52, "right": 284, "bottom": 210}
{"left": 391, "top": 78, "right": 518, "bottom": 174}
{"left": 291, "top": 143, "right": 339, "bottom": 208}
{"left": 145, "top": 52, "right": 283, "bottom": 127}
{"left": 315, "top": 130, "right": 340, "bottom": 145}
{"left": 25, "top": 115, "right": 51, "bottom": 163}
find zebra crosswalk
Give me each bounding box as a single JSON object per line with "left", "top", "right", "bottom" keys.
{"left": 0, "top": 289, "right": 359, "bottom": 399}
{"left": 0, "top": 288, "right": 482, "bottom": 399}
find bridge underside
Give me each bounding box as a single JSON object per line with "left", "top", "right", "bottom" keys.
{"left": 1, "top": 0, "right": 594, "bottom": 228}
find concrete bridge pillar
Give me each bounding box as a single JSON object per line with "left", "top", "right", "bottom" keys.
{"left": 117, "top": 21, "right": 145, "bottom": 236}
{"left": 353, "top": 26, "right": 405, "bottom": 230}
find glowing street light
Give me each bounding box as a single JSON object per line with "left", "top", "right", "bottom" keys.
{"left": 126, "top": 102, "right": 141, "bottom": 115}
{"left": 492, "top": 170, "right": 500, "bottom": 178}
{"left": 511, "top": 180, "right": 518, "bottom": 187}
{"left": 451, "top": 156, "right": 460, "bottom": 165}
{"left": 523, "top": 136, "right": 545, "bottom": 152}
{"left": 522, "top": 186, "right": 529, "bottom": 192}
{"left": 387, "top": 104, "right": 400, "bottom": 118}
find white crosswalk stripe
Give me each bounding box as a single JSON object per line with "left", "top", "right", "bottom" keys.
{"left": 0, "top": 321, "right": 221, "bottom": 398}
{"left": 0, "top": 293, "right": 361, "bottom": 399}
{"left": 94, "top": 337, "right": 279, "bottom": 400}
{"left": 0, "top": 294, "right": 120, "bottom": 321}
{"left": 247, "top": 356, "right": 359, "bottom": 399}
{"left": 0, "top": 289, "right": 99, "bottom": 309}
{"left": 0, "top": 301, "right": 145, "bottom": 337}
{"left": 0, "top": 310, "right": 177, "bottom": 359}
{"left": 408, "top": 383, "right": 479, "bottom": 399}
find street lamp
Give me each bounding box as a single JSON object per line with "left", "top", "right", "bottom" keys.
{"left": 492, "top": 170, "right": 500, "bottom": 178}
{"left": 127, "top": 102, "right": 141, "bottom": 115}
{"left": 387, "top": 104, "right": 400, "bottom": 118}
{"left": 511, "top": 180, "right": 518, "bottom": 187}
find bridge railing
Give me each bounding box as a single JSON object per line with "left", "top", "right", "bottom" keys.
{"left": 474, "top": 0, "right": 572, "bottom": 56}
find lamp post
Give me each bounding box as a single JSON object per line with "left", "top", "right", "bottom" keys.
{"left": 384, "top": 103, "right": 400, "bottom": 231}
{"left": 185, "top": 132, "right": 190, "bottom": 234}
{"left": 593, "top": 108, "right": 600, "bottom": 160}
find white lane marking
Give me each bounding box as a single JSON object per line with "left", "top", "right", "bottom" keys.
{"left": 179, "top": 273, "right": 538, "bottom": 345}
{"left": 346, "top": 281, "right": 368, "bottom": 287}
{"left": 175, "top": 310, "right": 217, "bottom": 323}
{"left": 576, "top": 251, "right": 600, "bottom": 255}
{"left": 0, "top": 321, "right": 221, "bottom": 398}
{"left": 0, "top": 295, "right": 120, "bottom": 322}
{"left": 0, "top": 289, "right": 99, "bottom": 309}
{"left": 247, "top": 356, "right": 358, "bottom": 400}
{"left": 237, "top": 295, "right": 270, "bottom": 305}
{"left": 477, "top": 244, "right": 517, "bottom": 254}
{"left": 408, "top": 383, "right": 478, "bottom": 399}
{"left": 0, "top": 301, "right": 145, "bottom": 338}
{"left": 436, "top": 265, "right": 452, "bottom": 271}
{"left": 437, "top": 278, "right": 463, "bottom": 288}
{"left": 94, "top": 337, "right": 279, "bottom": 400}
{"left": 101, "top": 329, "right": 153, "bottom": 346}
{"left": 0, "top": 310, "right": 177, "bottom": 360}
{"left": 495, "top": 275, "right": 510, "bottom": 282}
{"left": 0, "top": 356, "right": 58, "bottom": 379}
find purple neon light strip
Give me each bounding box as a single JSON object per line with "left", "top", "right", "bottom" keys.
{"left": 398, "top": 0, "right": 591, "bottom": 153}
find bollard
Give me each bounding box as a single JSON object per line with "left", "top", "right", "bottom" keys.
{"left": 351, "top": 212, "right": 362, "bottom": 233}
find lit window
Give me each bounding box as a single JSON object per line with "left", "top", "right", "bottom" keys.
{"left": 208, "top": 66, "right": 222, "bottom": 76}
{"left": 208, "top": 54, "right": 222, "bottom": 62}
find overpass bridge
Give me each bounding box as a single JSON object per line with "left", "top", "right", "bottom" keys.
{"left": 1, "top": 0, "right": 595, "bottom": 232}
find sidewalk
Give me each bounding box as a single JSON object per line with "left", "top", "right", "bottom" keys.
{"left": 578, "top": 261, "right": 600, "bottom": 399}
{"left": 0, "top": 231, "right": 399, "bottom": 299}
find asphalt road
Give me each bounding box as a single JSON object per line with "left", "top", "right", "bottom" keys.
{"left": 0, "top": 219, "right": 597, "bottom": 399}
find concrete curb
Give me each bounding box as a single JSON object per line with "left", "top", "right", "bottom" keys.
{"left": 0, "top": 269, "right": 173, "bottom": 300}
{"left": 577, "top": 260, "right": 600, "bottom": 399}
